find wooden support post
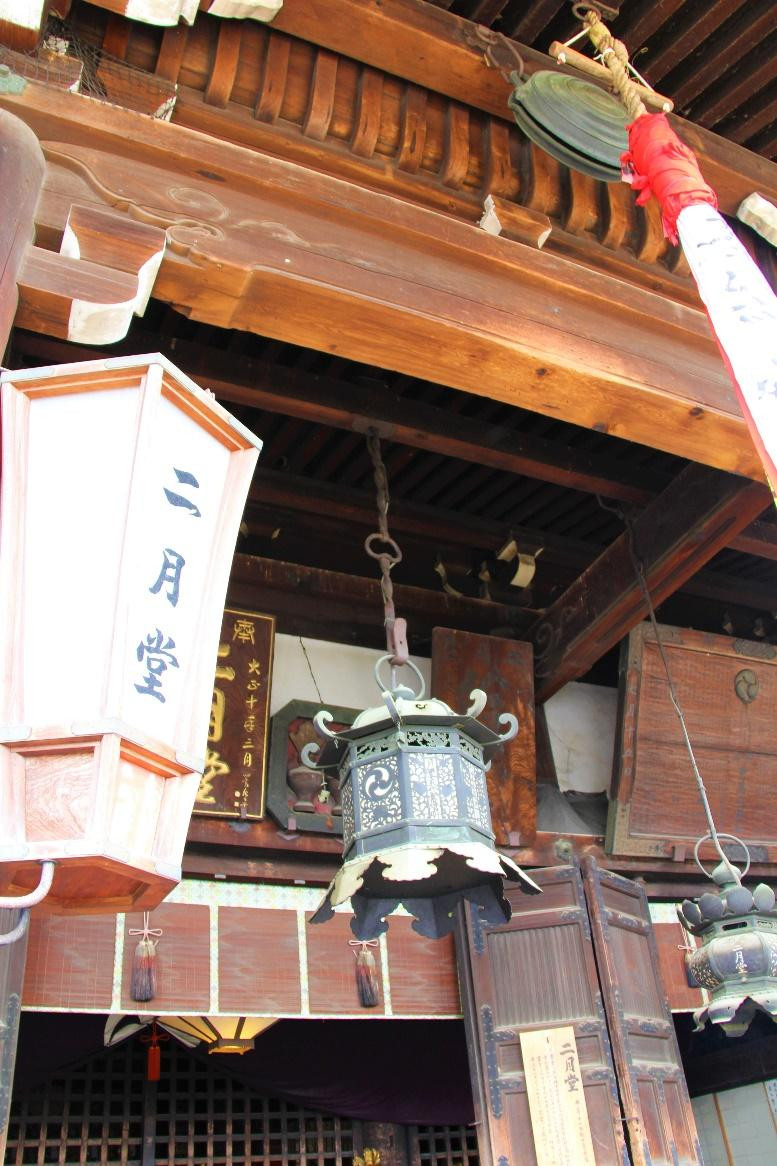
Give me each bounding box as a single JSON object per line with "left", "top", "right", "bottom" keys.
{"left": 360, "top": 1122, "right": 410, "bottom": 1166}
{"left": 0, "top": 111, "right": 44, "bottom": 358}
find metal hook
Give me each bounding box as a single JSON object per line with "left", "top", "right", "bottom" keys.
{"left": 0, "top": 909, "right": 30, "bottom": 947}
{"left": 0, "top": 860, "right": 55, "bottom": 945}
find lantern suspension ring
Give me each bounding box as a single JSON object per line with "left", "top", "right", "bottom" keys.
{"left": 0, "top": 859, "right": 56, "bottom": 945}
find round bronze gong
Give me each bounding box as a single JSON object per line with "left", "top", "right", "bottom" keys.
{"left": 509, "top": 71, "right": 629, "bottom": 182}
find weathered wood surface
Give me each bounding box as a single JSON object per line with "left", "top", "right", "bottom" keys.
{"left": 431, "top": 629, "right": 536, "bottom": 847}
{"left": 582, "top": 859, "right": 702, "bottom": 1165}
{"left": 0, "top": 112, "right": 44, "bottom": 354}
{"left": 227, "top": 553, "right": 531, "bottom": 649}
{"left": 16, "top": 203, "right": 166, "bottom": 344}
{"left": 269, "top": 0, "right": 777, "bottom": 214}
{"left": 1, "top": 84, "right": 767, "bottom": 478}
{"left": 529, "top": 465, "right": 771, "bottom": 702}
{"left": 608, "top": 623, "right": 777, "bottom": 865}
{"left": 456, "top": 866, "right": 628, "bottom": 1166}
{"left": 74, "top": 5, "right": 770, "bottom": 306}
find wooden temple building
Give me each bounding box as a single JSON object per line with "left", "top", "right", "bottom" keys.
{"left": 2, "top": 0, "right": 777, "bottom": 1163}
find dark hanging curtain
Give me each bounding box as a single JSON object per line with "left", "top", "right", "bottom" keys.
{"left": 13, "top": 1013, "right": 475, "bottom": 1125}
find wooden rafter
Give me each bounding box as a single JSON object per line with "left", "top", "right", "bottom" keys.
{"left": 268, "top": 0, "right": 777, "bottom": 211}
{"left": 529, "top": 464, "right": 771, "bottom": 702}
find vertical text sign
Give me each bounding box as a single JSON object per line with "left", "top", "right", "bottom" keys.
{"left": 519, "top": 1026, "right": 596, "bottom": 1166}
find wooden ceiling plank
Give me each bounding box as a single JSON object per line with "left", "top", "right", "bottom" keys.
{"left": 469, "top": 0, "right": 511, "bottom": 23}
{"left": 530, "top": 464, "right": 771, "bottom": 702}
{"left": 669, "top": 9, "right": 777, "bottom": 110}
{"left": 507, "top": 0, "right": 568, "bottom": 44}
{"left": 690, "top": 54, "right": 777, "bottom": 127}
{"left": 227, "top": 552, "right": 533, "bottom": 645}
{"left": 11, "top": 330, "right": 663, "bottom": 502}
{"left": 616, "top": 0, "right": 688, "bottom": 56}
{"left": 641, "top": 0, "right": 739, "bottom": 84}
{"left": 728, "top": 93, "right": 777, "bottom": 147}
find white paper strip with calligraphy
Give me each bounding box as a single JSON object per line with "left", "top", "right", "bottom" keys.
{"left": 677, "top": 204, "right": 777, "bottom": 500}
{"left": 519, "top": 1026, "right": 596, "bottom": 1166}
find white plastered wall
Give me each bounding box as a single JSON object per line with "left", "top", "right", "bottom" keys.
{"left": 270, "top": 635, "right": 617, "bottom": 793}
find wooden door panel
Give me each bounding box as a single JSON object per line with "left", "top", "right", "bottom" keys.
{"left": 457, "top": 866, "right": 628, "bottom": 1166}
{"left": 582, "top": 859, "right": 703, "bottom": 1166}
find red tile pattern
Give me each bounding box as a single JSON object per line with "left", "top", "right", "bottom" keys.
{"left": 218, "top": 907, "right": 301, "bottom": 1013}
{"left": 23, "top": 914, "right": 116, "bottom": 1009}
{"left": 386, "top": 917, "right": 461, "bottom": 1015}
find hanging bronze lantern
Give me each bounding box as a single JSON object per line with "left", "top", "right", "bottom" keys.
{"left": 508, "top": 71, "right": 628, "bottom": 182}
{"left": 308, "top": 657, "right": 540, "bottom": 940}
{"left": 678, "top": 846, "right": 777, "bottom": 1037}
{"left": 309, "top": 433, "right": 540, "bottom": 940}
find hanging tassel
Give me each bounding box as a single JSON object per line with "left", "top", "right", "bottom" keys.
{"left": 128, "top": 913, "right": 163, "bottom": 1003}
{"left": 349, "top": 939, "right": 380, "bottom": 1008}
{"left": 140, "top": 1019, "right": 168, "bottom": 1082}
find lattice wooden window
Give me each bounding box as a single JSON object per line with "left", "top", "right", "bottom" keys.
{"left": 155, "top": 1040, "right": 356, "bottom": 1166}
{"left": 4, "top": 1040, "right": 145, "bottom": 1166}
{"left": 408, "top": 1124, "right": 479, "bottom": 1166}
{"left": 5, "top": 1035, "right": 358, "bottom": 1166}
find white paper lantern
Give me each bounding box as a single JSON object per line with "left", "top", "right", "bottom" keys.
{"left": 0, "top": 354, "right": 261, "bottom": 913}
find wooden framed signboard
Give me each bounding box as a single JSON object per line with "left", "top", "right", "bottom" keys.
{"left": 192, "top": 608, "right": 274, "bottom": 820}
{"left": 607, "top": 622, "right": 777, "bottom": 863}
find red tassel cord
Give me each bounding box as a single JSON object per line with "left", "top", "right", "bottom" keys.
{"left": 129, "top": 913, "right": 163, "bottom": 1003}
{"left": 350, "top": 939, "right": 380, "bottom": 1008}
{"left": 140, "top": 1020, "right": 168, "bottom": 1082}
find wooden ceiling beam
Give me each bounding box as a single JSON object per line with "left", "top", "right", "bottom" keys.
{"left": 12, "top": 330, "right": 777, "bottom": 567}
{"left": 10, "top": 330, "right": 660, "bottom": 504}
{"left": 227, "top": 552, "right": 533, "bottom": 648}
{"left": 0, "top": 84, "right": 768, "bottom": 477}
{"left": 529, "top": 464, "right": 772, "bottom": 702}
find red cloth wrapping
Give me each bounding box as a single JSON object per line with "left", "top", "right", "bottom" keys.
{"left": 621, "top": 113, "right": 717, "bottom": 245}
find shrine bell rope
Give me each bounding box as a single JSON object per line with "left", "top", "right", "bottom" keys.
{"left": 582, "top": 7, "right": 777, "bottom": 502}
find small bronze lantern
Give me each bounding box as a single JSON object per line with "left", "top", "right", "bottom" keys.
{"left": 679, "top": 844, "right": 777, "bottom": 1037}
{"left": 311, "top": 432, "right": 540, "bottom": 939}
{"left": 307, "top": 657, "right": 540, "bottom": 939}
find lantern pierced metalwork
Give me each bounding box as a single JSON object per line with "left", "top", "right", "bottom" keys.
{"left": 307, "top": 655, "right": 540, "bottom": 940}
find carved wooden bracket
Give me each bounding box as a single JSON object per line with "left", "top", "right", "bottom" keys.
{"left": 17, "top": 203, "right": 166, "bottom": 344}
